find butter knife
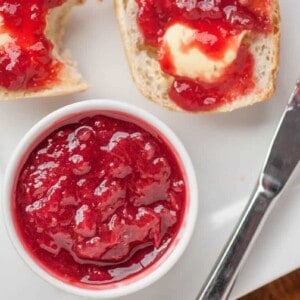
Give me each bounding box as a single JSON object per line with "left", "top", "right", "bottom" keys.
{"left": 197, "top": 82, "right": 300, "bottom": 300}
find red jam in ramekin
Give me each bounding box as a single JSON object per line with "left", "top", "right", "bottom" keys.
{"left": 14, "top": 113, "right": 187, "bottom": 287}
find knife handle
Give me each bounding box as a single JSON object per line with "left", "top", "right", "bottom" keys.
{"left": 196, "top": 175, "right": 281, "bottom": 300}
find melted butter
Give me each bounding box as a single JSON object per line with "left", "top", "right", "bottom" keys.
{"left": 160, "top": 22, "right": 247, "bottom": 83}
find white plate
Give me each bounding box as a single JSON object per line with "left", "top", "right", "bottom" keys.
{"left": 0, "top": 1, "right": 299, "bottom": 299}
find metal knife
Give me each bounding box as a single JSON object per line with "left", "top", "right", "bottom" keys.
{"left": 197, "top": 81, "right": 300, "bottom": 300}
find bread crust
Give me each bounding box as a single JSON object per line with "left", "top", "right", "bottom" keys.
{"left": 114, "top": 0, "right": 281, "bottom": 113}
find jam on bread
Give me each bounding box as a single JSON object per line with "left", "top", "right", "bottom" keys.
{"left": 135, "top": 0, "right": 273, "bottom": 111}
{"left": 115, "top": 0, "right": 279, "bottom": 113}
{"left": 0, "top": 0, "right": 87, "bottom": 98}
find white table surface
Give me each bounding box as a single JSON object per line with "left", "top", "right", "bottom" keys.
{"left": 0, "top": 0, "right": 300, "bottom": 299}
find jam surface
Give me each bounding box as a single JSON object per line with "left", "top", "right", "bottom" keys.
{"left": 0, "top": 0, "right": 66, "bottom": 90}
{"left": 136, "top": 0, "right": 273, "bottom": 111}
{"left": 15, "top": 115, "right": 186, "bottom": 286}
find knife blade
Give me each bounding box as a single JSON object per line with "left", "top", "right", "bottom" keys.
{"left": 262, "top": 82, "right": 300, "bottom": 195}
{"left": 197, "top": 81, "right": 300, "bottom": 300}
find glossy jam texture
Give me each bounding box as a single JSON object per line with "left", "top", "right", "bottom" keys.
{"left": 15, "top": 115, "right": 186, "bottom": 286}
{"left": 136, "top": 0, "right": 272, "bottom": 111}
{"left": 0, "top": 0, "right": 65, "bottom": 90}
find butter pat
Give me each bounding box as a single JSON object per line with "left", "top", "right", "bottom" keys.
{"left": 160, "top": 23, "right": 246, "bottom": 83}
{"left": 0, "top": 32, "right": 12, "bottom": 46}
{"left": 0, "top": 15, "right": 12, "bottom": 46}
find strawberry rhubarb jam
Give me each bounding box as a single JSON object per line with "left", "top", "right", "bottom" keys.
{"left": 0, "top": 0, "right": 66, "bottom": 90}
{"left": 14, "top": 114, "right": 186, "bottom": 286}
{"left": 136, "top": 0, "right": 273, "bottom": 111}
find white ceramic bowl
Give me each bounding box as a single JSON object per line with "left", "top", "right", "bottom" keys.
{"left": 2, "top": 99, "right": 198, "bottom": 298}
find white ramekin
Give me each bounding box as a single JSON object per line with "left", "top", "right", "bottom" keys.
{"left": 2, "top": 99, "right": 198, "bottom": 298}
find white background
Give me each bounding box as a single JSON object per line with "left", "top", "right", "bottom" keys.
{"left": 0, "top": 0, "right": 299, "bottom": 299}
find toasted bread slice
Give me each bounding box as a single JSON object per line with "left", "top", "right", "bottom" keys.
{"left": 0, "top": 0, "right": 88, "bottom": 100}
{"left": 114, "top": 0, "right": 280, "bottom": 113}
